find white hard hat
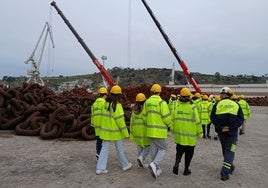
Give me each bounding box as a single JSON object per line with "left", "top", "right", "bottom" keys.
{"left": 220, "top": 87, "right": 234, "bottom": 95}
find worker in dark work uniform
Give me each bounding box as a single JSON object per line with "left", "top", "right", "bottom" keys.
{"left": 210, "top": 87, "right": 244, "bottom": 181}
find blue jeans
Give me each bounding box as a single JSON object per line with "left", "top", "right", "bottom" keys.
{"left": 137, "top": 145, "right": 150, "bottom": 160}
{"left": 150, "top": 138, "right": 167, "bottom": 166}
{"left": 96, "top": 140, "right": 129, "bottom": 170}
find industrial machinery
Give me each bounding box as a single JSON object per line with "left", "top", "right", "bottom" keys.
{"left": 50, "top": 1, "right": 116, "bottom": 87}
{"left": 141, "top": 0, "right": 201, "bottom": 92}
{"left": 24, "top": 22, "right": 55, "bottom": 86}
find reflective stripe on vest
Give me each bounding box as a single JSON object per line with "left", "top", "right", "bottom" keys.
{"left": 130, "top": 109, "right": 150, "bottom": 146}
{"left": 99, "top": 102, "right": 129, "bottom": 140}
{"left": 172, "top": 102, "right": 202, "bottom": 146}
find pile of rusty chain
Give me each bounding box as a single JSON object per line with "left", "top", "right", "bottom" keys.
{"left": 0, "top": 83, "right": 96, "bottom": 140}
{"left": 0, "top": 83, "right": 267, "bottom": 141}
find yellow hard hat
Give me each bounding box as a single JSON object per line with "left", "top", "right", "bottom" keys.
{"left": 202, "top": 94, "right": 209, "bottom": 100}
{"left": 136, "top": 93, "right": 146, "bottom": 102}
{"left": 180, "top": 87, "right": 191, "bottom": 97}
{"left": 220, "top": 87, "right": 234, "bottom": 96}
{"left": 240, "top": 94, "right": 245, "bottom": 99}
{"left": 98, "top": 87, "right": 108, "bottom": 94}
{"left": 215, "top": 95, "right": 221, "bottom": 101}
{"left": 110, "top": 85, "right": 122, "bottom": 94}
{"left": 194, "top": 92, "right": 201, "bottom": 98}
{"left": 231, "top": 94, "right": 238, "bottom": 100}
{"left": 150, "top": 84, "right": 161, "bottom": 93}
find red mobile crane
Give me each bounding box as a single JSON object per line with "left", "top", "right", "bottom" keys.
{"left": 141, "top": 0, "right": 201, "bottom": 93}
{"left": 50, "top": 1, "right": 116, "bottom": 87}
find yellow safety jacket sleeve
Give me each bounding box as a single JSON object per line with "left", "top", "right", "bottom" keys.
{"left": 145, "top": 95, "right": 171, "bottom": 138}
{"left": 130, "top": 108, "right": 150, "bottom": 147}
{"left": 91, "top": 98, "right": 106, "bottom": 136}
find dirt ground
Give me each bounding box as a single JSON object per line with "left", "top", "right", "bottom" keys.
{"left": 0, "top": 106, "right": 267, "bottom": 188}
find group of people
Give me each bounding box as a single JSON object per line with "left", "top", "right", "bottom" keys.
{"left": 91, "top": 84, "right": 251, "bottom": 181}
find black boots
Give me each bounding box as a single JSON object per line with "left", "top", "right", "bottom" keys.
{"left": 230, "top": 165, "right": 235, "bottom": 174}
{"left": 239, "top": 129, "right": 245, "bottom": 135}
{"left": 183, "top": 169, "right": 191, "bottom": 176}
{"left": 173, "top": 166, "right": 179, "bottom": 175}
{"left": 221, "top": 175, "right": 229, "bottom": 181}
{"left": 173, "top": 158, "right": 180, "bottom": 175}
{"left": 173, "top": 165, "right": 192, "bottom": 176}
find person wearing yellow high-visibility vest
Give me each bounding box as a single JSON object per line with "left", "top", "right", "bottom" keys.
{"left": 96, "top": 85, "right": 132, "bottom": 175}
{"left": 91, "top": 87, "right": 108, "bottom": 160}
{"left": 144, "top": 84, "right": 172, "bottom": 179}
{"left": 238, "top": 94, "right": 251, "bottom": 135}
{"left": 200, "top": 94, "right": 213, "bottom": 139}
{"left": 171, "top": 88, "right": 203, "bottom": 176}
{"left": 231, "top": 94, "right": 238, "bottom": 102}
{"left": 210, "top": 87, "right": 244, "bottom": 181}
{"left": 192, "top": 92, "right": 202, "bottom": 115}
{"left": 212, "top": 95, "right": 221, "bottom": 140}
{"left": 168, "top": 94, "right": 177, "bottom": 113}
{"left": 130, "top": 93, "right": 150, "bottom": 168}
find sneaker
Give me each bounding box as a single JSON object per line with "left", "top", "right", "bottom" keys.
{"left": 156, "top": 167, "right": 162, "bottom": 177}
{"left": 183, "top": 169, "right": 191, "bottom": 176}
{"left": 149, "top": 162, "right": 157, "bottom": 179}
{"left": 96, "top": 169, "right": 108, "bottom": 175}
{"left": 230, "top": 165, "right": 235, "bottom": 174}
{"left": 138, "top": 163, "right": 149, "bottom": 169}
{"left": 137, "top": 156, "right": 144, "bottom": 168}
{"left": 122, "top": 163, "right": 132, "bottom": 171}
{"left": 221, "top": 175, "right": 229, "bottom": 181}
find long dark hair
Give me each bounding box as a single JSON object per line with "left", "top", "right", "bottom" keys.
{"left": 106, "top": 94, "right": 121, "bottom": 112}
{"left": 132, "top": 101, "right": 145, "bottom": 114}
{"left": 179, "top": 96, "right": 193, "bottom": 104}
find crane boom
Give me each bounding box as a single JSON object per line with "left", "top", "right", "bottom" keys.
{"left": 50, "top": 1, "right": 116, "bottom": 87}
{"left": 141, "top": 0, "right": 201, "bottom": 92}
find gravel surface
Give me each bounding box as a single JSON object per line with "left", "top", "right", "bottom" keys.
{"left": 0, "top": 106, "right": 267, "bottom": 188}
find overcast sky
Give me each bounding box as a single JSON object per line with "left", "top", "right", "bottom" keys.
{"left": 1, "top": 0, "right": 267, "bottom": 79}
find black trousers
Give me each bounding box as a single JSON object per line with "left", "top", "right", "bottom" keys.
{"left": 96, "top": 136, "right": 103, "bottom": 155}
{"left": 174, "top": 144, "right": 195, "bottom": 170}
{"left": 202, "top": 123, "right": 211, "bottom": 136}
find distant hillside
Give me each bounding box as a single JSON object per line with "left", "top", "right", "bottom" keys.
{"left": 85, "top": 67, "right": 267, "bottom": 89}
{"left": 1, "top": 67, "right": 267, "bottom": 90}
